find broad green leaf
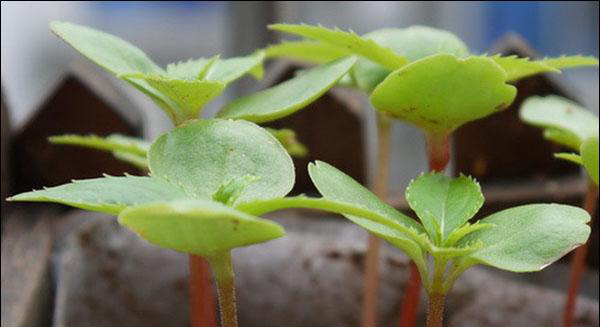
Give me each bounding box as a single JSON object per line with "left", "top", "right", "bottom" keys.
{"left": 166, "top": 56, "right": 219, "bottom": 80}
{"left": 149, "top": 119, "right": 294, "bottom": 204}
{"left": 308, "top": 161, "right": 423, "bottom": 232}
{"left": 7, "top": 175, "right": 186, "bottom": 215}
{"left": 488, "top": 55, "right": 559, "bottom": 81}
{"left": 49, "top": 134, "right": 149, "bottom": 157}
{"left": 50, "top": 21, "right": 164, "bottom": 76}
{"left": 204, "top": 51, "right": 266, "bottom": 84}
{"left": 217, "top": 56, "right": 356, "bottom": 123}
{"left": 118, "top": 199, "right": 285, "bottom": 257}
{"left": 581, "top": 136, "right": 599, "bottom": 185}
{"left": 269, "top": 24, "right": 407, "bottom": 70}
{"left": 460, "top": 204, "right": 591, "bottom": 272}
{"left": 265, "top": 128, "right": 308, "bottom": 157}
{"left": 371, "top": 54, "right": 517, "bottom": 134}
{"left": 122, "top": 74, "right": 226, "bottom": 123}
{"left": 264, "top": 40, "right": 352, "bottom": 63}
{"left": 405, "top": 172, "right": 484, "bottom": 243}
{"left": 554, "top": 152, "right": 582, "bottom": 165}
{"left": 519, "top": 95, "right": 599, "bottom": 150}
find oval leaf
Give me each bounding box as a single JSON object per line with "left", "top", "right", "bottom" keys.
{"left": 405, "top": 172, "right": 484, "bottom": 243}
{"left": 118, "top": 199, "right": 285, "bottom": 257}
{"left": 581, "top": 136, "right": 599, "bottom": 185}
{"left": 520, "top": 95, "right": 599, "bottom": 150}
{"left": 460, "top": 204, "right": 591, "bottom": 272}
{"left": 149, "top": 119, "right": 294, "bottom": 204}
{"left": 371, "top": 54, "right": 517, "bottom": 134}
{"left": 217, "top": 56, "right": 356, "bottom": 123}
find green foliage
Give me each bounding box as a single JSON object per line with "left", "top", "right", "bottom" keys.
{"left": 370, "top": 54, "right": 517, "bottom": 133}
{"left": 520, "top": 95, "right": 599, "bottom": 184}
{"left": 265, "top": 40, "right": 351, "bottom": 64}
{"left": 217, "top": 56, "right": 356, "bottom": 123}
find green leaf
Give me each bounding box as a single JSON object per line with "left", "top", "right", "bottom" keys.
{"left": 122, "top": 74, "right": 225, "bottom": 123}
{"left": 7, "top": 175, "right": 186, "bottom": 215}
{"left": 265, "top": 128, "right": 308, "bottom": 157}
{"left": 49, "top": 134, "right": 149, "bottom": 157}
{"left": 265, "top": 40, "right": 352, "bottom": 63}
{"left": 519, "top": 95, "right": 599, "bottom": 150}
{"left": 118, "top": 199, "right": 285, "bottom": 257}
{"left": 444, "top": 221, "right": 495, "bottom": 247}
{"left": 488, "top": 55, "right": 559, "bottom": 81}
{"left": 50, "top": 21, "right": 164, "bottom": 76}
{"left": 581, "top": 136, "right": 599, "bottom": 185}
{"left": 269, "top": 24, "right": 407, "bottom": 70}
{"left": 166, "top": 56, "right": 219, "bottom": 80}
{"left": 149, "top": 119, "right": 294, "bottom": 204}
{"left": 212, "top": 175, "right": 260, "bottom": 206}
{"left": 371, "top": 54, "right": 517, "bottom": 134}
{"left": 460, "top": 204, "right": 591, "bottom": 272}
{"left": 217, "top": 56, "right": 356, "bottom": 123}
{"left": 539, "top": 55, "right": 598, "bottom": 70}
{"left": 405, "top": 172, "right": 484, "bottom": 243}
{"left": 113, "top": 151, "right": 148, "bottom": 170}
{"left": 204, "top": 51, "right": 266, "bottom": 83}
{"left": 554, "top": 152, "right": 582, "bottom": 165}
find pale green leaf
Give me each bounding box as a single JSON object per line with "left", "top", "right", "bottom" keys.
{"left": 217, "top": 56, "right": 356, "bottom": 123}
{"left": 444, "top": 221, "right": 495, "bottom": 247}
{"left": 122, "top": 74, "right": 225, "bottom": 123}
{"left": 7, "top": 175, "right": 186, "bottom": 215}
{"left": 269, "top": 24, "right": 407, "bottom": 70}
{"left": 539, "top": 55, "right": 598, "bottom": 70}
{"left": 405, "top": 172, "right": 484, "bottom": 243}
{"left": 113, "top": 151, "right": 148, "bottom": 170}
{"left": 149, "top": 119, "right": 294, "bottom": 204}
{"left": 49, "top": 134, "right": 149, "bottom": 157}
{"left": 264, "top": 40, "right": 352, "bottom": 63}
{"left": 118, "top": 199, "right": 285, "bottom": 257}
{"left": 519, "top": 95, "right": 599, "bottom": 150}
{"left": 460, "top": 204, "right": 591, "bottom": 272}
{"left": 371, "top": 54, "right": 517, "bottom": 134}
{"left": 166, "top": 56, "right": 219, "bottom": 80}
{"left": 554, "top": 152, "right": 582, "bottom": 165}
{"left": 204, "top": 51, "right": 266, "bottom": 83}
{"left": 581, "top": 136, "right": 599, "bottom": 185}
{"left": 488, "top": 55, "right": 559, "bottom": 81}
{"left": 265, "top": 128, "right": 308, "bottom": 157}
{"left": 50, "top": 21, "right": 164, "bottom": 76}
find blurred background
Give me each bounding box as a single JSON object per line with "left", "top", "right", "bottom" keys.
{"left": 1, "top": 2, "right": 599, "bottom": 327}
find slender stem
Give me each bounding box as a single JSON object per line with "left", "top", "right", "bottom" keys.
{"left": 426, "top": 293, "right": 446, "bottom": 327}
{"left": 399, "top": 132, "right": 450, "bottom": 327}
{"left": 190, "top": 255, "right": 217, "bottom": 327}
{"left": 209, "top": 253, "right": 238, "bottom": 327}
{"left": 361, "top": 113, "right": 392, "bottom": 327}
{"left": 563, "top": 180, "right": 597, "bottom": 327}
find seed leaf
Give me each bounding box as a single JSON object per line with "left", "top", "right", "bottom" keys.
{"left": 118, "top": 199, "right": 285, "bottom": 257}
{"left": 7, "top": 175, "right": 186, "bottom": 215}
{"left": 371, "top": 54, "right": 516, "bottom": 134}
{"left": 581, "top": 136, "right": 599, "bottom": 185}
{"left": 459, "top": 204, "right": 591, "bottom": 272}
{"left": 149, "top": 119, "right": 294, "bottom": 204}
{"left": 520, "top": 95, "right": 599, "bottom": 150}
{"left": 405, "top": 172, "right": 484, "bottom": 243}
{"left": 217, "top": 56, "right": 356, "bottom": 122}
{"left": 269, "top": 24, "right": 407, "bottom": 70}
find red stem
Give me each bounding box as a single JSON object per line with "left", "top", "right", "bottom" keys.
{"left": 563, "top": 181, "right": 597, "bottom": 327}
{"left": 190, "top": 255, "right": 217, "bottom": 327}
{"left": 398, "top": 132, "right": 449, "bottom": 327}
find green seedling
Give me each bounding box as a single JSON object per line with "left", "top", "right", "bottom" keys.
{"left": 267, "top": 23, "right": 599, "bottom": 327}
{"left": 35, "top": 22, "right": 357, "bottom": 327}
{"left": 519, "top": 95, "right": 599, "bottom": 327}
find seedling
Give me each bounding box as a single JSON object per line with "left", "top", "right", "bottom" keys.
{"left": 27, "top": 22, "right": 357, "bottom": 327}
{"left": 520, "top": 95, "right": 599, "bottom": 327}
{"left": 266, "top": 23, "right": 599, "bottom": 327}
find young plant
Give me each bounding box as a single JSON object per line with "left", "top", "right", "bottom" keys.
{"left": 43, "top": 22, "right": 357, "bottom": 327}
{"left": 519, "top": 95, "right": 599, "bottom": 327}
{"left": 266, "top": 23, "right": 599, "bottom": 327}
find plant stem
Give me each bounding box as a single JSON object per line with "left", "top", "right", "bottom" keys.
{"left": 563, "top": 180, "right": 598, "bottom": 327}
{"left": 399, "top": 132, "right": 450, "bottom": 327}
{"left": 210, "top": 252, "right": 238, "bottom": 327}
{"left": 361, "top": 112, "right": 392, "bottom": 327}
{"left": 190, "top": 255, "right": 217, "bottom": 327}
{"left": 426, "top": 293, "right": 446, "bottom": 327}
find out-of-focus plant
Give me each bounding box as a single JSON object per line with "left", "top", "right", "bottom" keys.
{"left": 520, "top": 95, "right": 599, "bottom": 327}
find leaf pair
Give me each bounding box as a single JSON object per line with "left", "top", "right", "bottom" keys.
{"left": 268, "top": 23, "right": 598, "bottom": 135}
{"left": 520, "top": 95, "right": 599, "bottom": 185}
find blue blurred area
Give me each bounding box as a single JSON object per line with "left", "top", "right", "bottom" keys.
{"left": 486, "top": 2, "right": 541, "bottom": 50}
{"left": 92, "top": 1, "right": 222, "bottom": 13}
